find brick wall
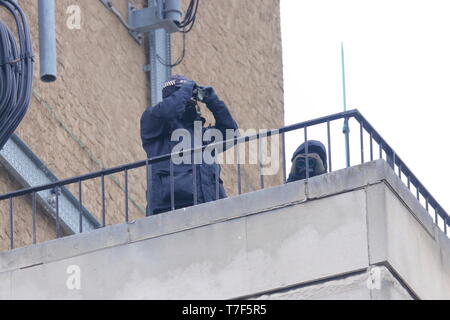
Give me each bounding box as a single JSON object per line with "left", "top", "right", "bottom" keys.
{"left": 0, "top": 0, "right": 283, "bottom": 251}
{"left": 0, "top": 163, "right": 56, "bottom": 252}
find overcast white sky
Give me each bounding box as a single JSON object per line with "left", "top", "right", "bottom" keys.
{"left": 281, "top": 0, "right": 450, "bottom": 219}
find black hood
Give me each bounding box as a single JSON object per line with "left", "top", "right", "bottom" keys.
{"left": 291, "top": 140, "right": 327, "bottom": 172}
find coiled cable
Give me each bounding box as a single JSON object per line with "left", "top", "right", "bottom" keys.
{"left": 0, "top": 0, "right": 34, "bottom": 150}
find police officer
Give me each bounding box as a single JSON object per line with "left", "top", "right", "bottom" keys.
{"left": 286, "top": 140, "right": 328, "bottom": 183}
{"left": 140, "top": 75, "right": 238, "bottom": 215}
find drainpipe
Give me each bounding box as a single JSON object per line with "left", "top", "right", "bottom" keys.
{"left": 38, "top": 0, "right": 57, "bottom": 82}
{"left": 147, "top": 0, "right": 173, "bottom": 106}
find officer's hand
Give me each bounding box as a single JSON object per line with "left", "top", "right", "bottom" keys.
{"left": 202, "top": 86, "right": 219, "bottom": 105}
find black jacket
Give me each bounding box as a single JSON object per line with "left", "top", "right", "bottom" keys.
{"left": 140, "top": 82, "right": 238, "bottom": 215}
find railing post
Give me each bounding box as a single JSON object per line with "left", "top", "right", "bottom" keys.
{"left": 281, "top": 132, "right": 287, "bottom": 182}
{"left": 9, "top": 197, "right": 13, "bottom": 250}
{"left": 32, "top": 192, "right": 37, "bottom": 244}
{"left": 360, "top": 122, "right": 364, "bottom": 164}
{"left": 124, "top": 169, "right": 129, "bottom": 222}
{"left": 369, "top": 131, "right": 374, "bottom": 161}
{"left": 343, "top": 117, "right": 350, "bottom": 168}
{"left": 192, "top": 152, "right": 198, "bottom": 206}
{"left": 101, "top": 174, "right": 106, "bottom": 227}
{"left": 258, "top": 133, "right": 265, "bottom": 189}
{"left": 215, "top": 160, "right": 220, "bottom": 200}
{"left": 146, "top": 159, "right": 153, "bottom": 216}
{"left": 391, "top": 151, "right": 396, "bottom": 170}
{"left": 55, "top": 187, "right": 60, "bottom": 238}
{"left": 236, "top": 141, "right": 242, "bottom": 195}
{"left": 445, "top": 215, "right": 448, "bottom": 235}
{"left": 170, "top": 160, "right": 175, "bottom": 211}
{"left": 305, "top": 127, "right": 309, "bottom": 180}
{"left": 379, "top": 142, "right": 383, "bottom": 160}
{"left": 78, "top": 180, "right": 83, "bottom": 233}
{"left": 327, "top": 121, "right": 332, "bottom": 172}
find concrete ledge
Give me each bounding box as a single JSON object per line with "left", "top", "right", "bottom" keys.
{"left": 0, "top": 160, "right": 448, "bottom": 299}
{"left": 308, "top": 160, "right": 437, "bottom": 237}
{"left": 245, "top": 189, "right": 369, "bottom": 295}
{"left": 380, "top": 161, "right": 436, "bottom": 237}
{"left": 0, "top": 223, "right": 129, "bottom": 273}
{"left": 306, "top": 160, "right": 387, "bottom": 199}
{"left": 129, "top": 177, "right": 307, "bottom": 243}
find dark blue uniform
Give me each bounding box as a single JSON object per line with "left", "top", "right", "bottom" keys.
{"left": 140, "top": 81, "right": 238, "bottom": 215}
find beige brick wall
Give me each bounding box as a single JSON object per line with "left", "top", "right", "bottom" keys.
{"left": 0, "top": 0, "right": 284, "bottom": 251}
{"left": 0, "top": 163, "right": 56, "bottom": 252}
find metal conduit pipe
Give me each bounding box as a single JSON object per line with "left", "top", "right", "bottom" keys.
{"left": 164, "top": 0, "right": 182, "bottom": 25}
{"left": 38, "top": 0, "right": 57, "bottom": 82}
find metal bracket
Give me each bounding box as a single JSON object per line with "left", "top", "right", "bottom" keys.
{"left": 143, "top": 64, "right": 151, "bottom": 73}
{"left": 0, "top": 134, "right": 100, "bottom": 234}
{"left": 128, "top": 0, "right": 179, "bottom": 34}
{"left": 127, "top": 2, "right": 144, "bottom": 45}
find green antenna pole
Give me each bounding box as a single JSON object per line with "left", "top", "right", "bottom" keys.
{"left": 341, "top": 42, "right": 350, "bottom": 167}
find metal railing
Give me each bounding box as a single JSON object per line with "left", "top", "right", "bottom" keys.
{"left": 0, "top": 109, "right": 448, "bottom": 250}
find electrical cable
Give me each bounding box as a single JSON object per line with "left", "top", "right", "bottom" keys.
{"left": 0, "top": 0, "right": 34, "bottom": 150}
{"left": 156, "top": 29, "right": 186, "bottom": 67}
{"left": 156, "top": 0, "right": 200, "bottom": 67}
{"left": 99, "top": 0, "right": 199, "bottom": 67}
{"left": 177, "top": 0, "right": 199, "bottom": 33}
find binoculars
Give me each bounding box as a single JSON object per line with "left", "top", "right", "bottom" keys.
{"left": 192, "top": 85, "right": 211, "bottom": 102}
